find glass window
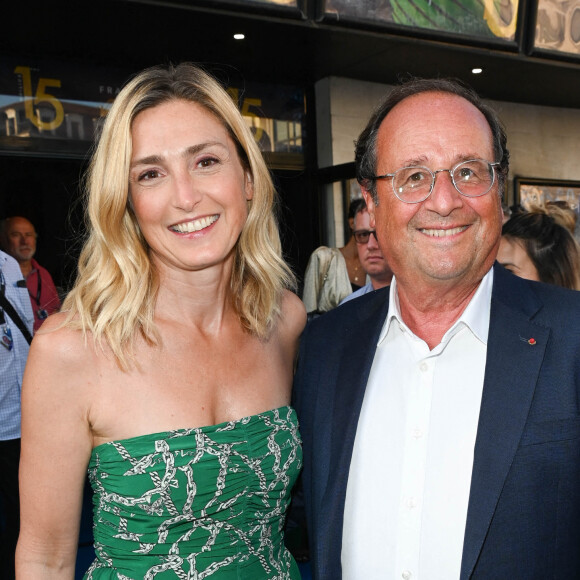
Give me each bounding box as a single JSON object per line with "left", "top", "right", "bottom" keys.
{"left": 0, "top": 61, "right": 306, "bottom": 168}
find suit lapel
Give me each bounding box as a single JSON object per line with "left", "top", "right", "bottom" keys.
{"left": 461, "top": 266, "right": 550, "bottom": 579}
{"left": 319, "top": 289, "right": 390, "bottom": 564}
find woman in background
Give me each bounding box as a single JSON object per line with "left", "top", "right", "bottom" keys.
{"left": 16, "top": 62, "right": 306, "bottom": 579}
{"left": 497, "top": 205, "right": 580, "bottom": 290}
{"left": 302, "top": 198, "right": 366, "bottom": 317}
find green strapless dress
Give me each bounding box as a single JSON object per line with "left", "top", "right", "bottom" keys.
{"left": 84, "top": 406, "right": 302, "bottom": 579}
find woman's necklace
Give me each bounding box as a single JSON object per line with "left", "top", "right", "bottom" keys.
{"left": 352, "top": 261, "right": 362, "bottom": 284}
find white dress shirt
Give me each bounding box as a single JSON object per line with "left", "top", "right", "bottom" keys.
{"left": 342, "top": 269, "right": 494, "bottom": 580}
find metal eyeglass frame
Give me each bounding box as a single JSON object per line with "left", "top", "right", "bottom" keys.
{"left": 370, "top": 159, "right": 501, "bottom": 204}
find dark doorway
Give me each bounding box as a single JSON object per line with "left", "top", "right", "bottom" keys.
{"left": 0, "top": 155, "right": 87, "bottom": 295}
{"left": 272, "top": 168, "right": 319, "bottom": 294}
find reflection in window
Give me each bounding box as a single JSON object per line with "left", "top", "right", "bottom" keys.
{"left": 66, "top": 114, "right": 85, "bottom": 141}
{"left": 274, "top": 119, "right": 302, "bottom": 153}
{"left": 1, "top": 77, "right": 306, "bottom": 162}
{"left": 243, "top": 112, "right": 302, "bottom": 154}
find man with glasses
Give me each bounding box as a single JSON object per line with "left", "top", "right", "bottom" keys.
{"left": 293, "top": 78, "right": 580, "bottom": 579}
{"left": 340, "top": 200, "right": 392, "bottom": 304}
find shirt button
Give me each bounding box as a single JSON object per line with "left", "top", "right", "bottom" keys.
{"left": 402, "top": 570, "right": 412, "bottom": 580}
{"left": 419, "top": 361, "right": 428, "bottom": 372}
{"left": 412, "top": 428, "right": 423, "bottom": 439}
{"left": 406, "top": 497, "right": 417, "bottom": 508}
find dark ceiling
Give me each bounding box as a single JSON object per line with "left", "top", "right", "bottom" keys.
{"left": 4, "top": 0, "right": 580, "bottom": 109}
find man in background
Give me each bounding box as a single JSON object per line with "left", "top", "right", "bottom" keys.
{"left": 341, "top": 199, "right": 392, "bottom": 304}
{"left": 0, "top": 249, "right": 33, "bottom": 579}
{"left": 0, "top": 217, "right": 61, "bottom": 332}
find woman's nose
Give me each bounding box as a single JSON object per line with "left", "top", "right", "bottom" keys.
{"left": 173, "top": 171, "right": 202, "bottom": 211}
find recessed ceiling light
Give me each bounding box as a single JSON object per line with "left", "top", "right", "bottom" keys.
{"left": 472, "top": 68, "right": 483, "bottom": 74}
{"left": 233, "top": 33, "right": 245, "bottom": 40}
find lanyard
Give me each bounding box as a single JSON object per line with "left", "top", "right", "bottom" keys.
{"left": 28, "top": 269, "right": 42, "bottom": 307}
{"left": 0, "top": 272, "right": 14, "bottom": 350}
{"left": 0, "top": 271, "right": 6, "bottom": 325}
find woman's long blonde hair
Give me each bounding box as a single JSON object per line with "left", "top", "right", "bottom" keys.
{"left": 62, "top": 63, "right": 295, "bottom": 369}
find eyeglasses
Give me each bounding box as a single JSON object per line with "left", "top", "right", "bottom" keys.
{"left": 370, "top": 159, "right": 500, "bottom": 204}
{"left": 353, "top": 229, "right": 377, "bottom": 244}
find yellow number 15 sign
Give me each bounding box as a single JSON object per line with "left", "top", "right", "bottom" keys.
{"left": 14, "top": 66, "right": 64, "bottom": 132}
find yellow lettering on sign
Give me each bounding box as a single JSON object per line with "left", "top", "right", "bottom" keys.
{"left": 241, "top": 97, "right": 263, "bottom": 142}
{"left": 226, "top": 87, "right": 240, "bottom": 104}
{"left": 14, "top": 66, "right": 65, "bottom": 131}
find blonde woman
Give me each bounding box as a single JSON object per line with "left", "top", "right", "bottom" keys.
{"left": 16, "top": 63, "right": 306, "bottom": 579}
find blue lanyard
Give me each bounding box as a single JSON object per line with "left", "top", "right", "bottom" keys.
{"left": 0, "top": 270, "right": 14, "bottom": 350}
{"left": 0, "top": 271, "right": 6, "bottom": 325}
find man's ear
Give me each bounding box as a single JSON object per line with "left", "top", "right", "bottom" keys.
{"left": 361, "top": 186, "right": 376, "bottom": 229}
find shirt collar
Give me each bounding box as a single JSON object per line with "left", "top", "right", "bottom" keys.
{"left": 381, "top": 268, "right": 494, "bottom": 347}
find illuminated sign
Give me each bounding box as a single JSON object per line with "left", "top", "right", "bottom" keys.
{"left": 0, "top": 60, "right": 305, "bottom": 167}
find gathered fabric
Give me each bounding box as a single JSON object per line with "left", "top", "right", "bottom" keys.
{"left": 84, "top": 406, "right": 302, "bottom": 579}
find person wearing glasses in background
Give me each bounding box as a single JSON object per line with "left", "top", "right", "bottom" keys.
{"left": 292, "top": 78, "right": 580, "bottom": 579}
{"left": 340, "top": 199, "right": 392, "bottom": 305}
{"left": 302, "top": 199, "right": 366, "bottom": 318}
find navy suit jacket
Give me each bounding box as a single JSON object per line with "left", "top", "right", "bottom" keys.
{"left": 292, "top": 263, "right": 580, "bottom": 579}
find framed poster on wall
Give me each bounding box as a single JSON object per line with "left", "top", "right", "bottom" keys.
{"left": 319, "top": 0, "right": 520, "bottom": 43}
{"left": 514, "top": 176, "right": 580, "bottom": 212}
{"left": 533, "top": 0, "right": 580, "bottom": 57}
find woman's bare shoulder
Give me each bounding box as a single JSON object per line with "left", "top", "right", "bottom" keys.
{"left": 30, "top": 312, "right": 97, "bottom": 369}
{"left": 278, "top": 290, "right": 307, "bottom": 339}
{"left": 22, "top": 313, "right": 100, "bottom": 431}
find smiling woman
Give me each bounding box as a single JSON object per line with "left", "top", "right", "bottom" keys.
{"left": 76, "top": 64, "right": 296, "bottom": 363}
{"left": 15, "top": 63, "right": 306, "bottom": 579}
{"left": 128, "top": 100, "right": 254, "bottom": 280}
